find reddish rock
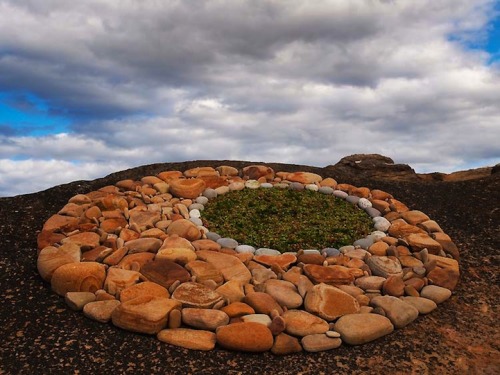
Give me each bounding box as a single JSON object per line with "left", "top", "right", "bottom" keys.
{"left": 427, "top": 267, "right": 460, "bottom": 291}
{"left": 37, "top": 230, "right": 66, "bottom": 252}
{"left": 119, "top": 281, "right": 170, "bottom": 302}
{"left": 254, "top": 253, "right": 297, "bottom": 269}
{"left": 124, "top": 238, "right": 163, "bottom": 254}
{"left": 157, "top": 170, "right": 183, "bottom": 182}
{"left": 221, "top": 302, "right": 255, "bottom": 318}
{"left": 185, "top": 260, "right": 224, "bottom": 286}
{"left": 42, "top": 214, "right": 79, "bottom": 232}
{"left": 297, "top": 253, "right": 325, "bottom": 265}
{"left": 388, "top": 220, "right": 426, "bottom": 238}
{"left": 304, "top": 283, "right": 360, "bottom": 321}
{"left": 128, "top": 210, "right": 161, "bottom": 232}
{"left": 191, "top": 239, "right": 221, "bottom": 251}
{"left": 140, "top": 258, "right": 191, "bottom": 289}
{"left": 172, "top": 282, "right": 223, "bottom": 308}
{"left": 271, "top": 333, "right": 303, "bottom": 355}
{"left": 382, "top": 276, "right": 406, "bottom": 297}
{"left": 157, "top": 328, "right": 216, "bottom": 351}
{"left": 303, "top": 264, "right": 354, "bottom": 285}
{"left": 244, "top": 292, "right": 284, "bottom": 315}
{"left": 169, "top": 178, "right": 206, "bottom": 199}
{"left": 117, "top": 252, "right": 155, "bottom": 271}
{"left": 242, "top": 165, "right": 275, "bottom": 181}
{"left": 196, "top": 250, "right": 251, "bottom": 284}
{"left": 51, "top": 262, "right": 106, "bottom": 296}
{"left": 406, "top": 233, "right": 443, "bottom": 254}
{"left": 285, "top": 172, "right": 322, "bottom": 184}
{"left": 37, "top": 243, "right": 81, "bottom": 282}
{"left": 61, "top": 232, "right": 100, "bottom": 250}
{"left": 283, "top": 309, "right": 329, "bottom": 337}
{"left": 216, "top": 322, "right": 273, "bottom": 352}
{"left": 166, "top": 219, "right": 202, "bottom": 241}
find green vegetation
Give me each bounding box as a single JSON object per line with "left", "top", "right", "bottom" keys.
{"left": 201, "top": 188, "right": 373, "bottom": 253}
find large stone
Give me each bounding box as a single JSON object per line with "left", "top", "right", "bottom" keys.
{"left": 388, "top": 220, "right": 426, "bottom": 238}
{"left": 51, "top": 262, "right": 106, "bottom": 296}
{"left": 61, "top": 232, "right": 100, "bottom": 250}
{"left": 169, "top": 178, "right": 206, "bottom": 199}
{"left": 166, "top": 219, "right": 202, "bottom": 241}
{"left": 244, "top": 292, "right": 284, "bottom": 315}
{"left": 140, "top": 258, "right": 191, "bottom": 289}
{"left": 407, "top": 233, "right": 443, "bottom": 254}
{"left": 182, "top": 308, "right": 229, "bottom": 330}
{"left": 172, "top": 282, "right": 223, "bottom": 308}
{"left": 420, "top": 285, "right": 452, "bottom": 304}
{"left": 128, "top": 210, "right": 161, "bottom": 232}
{"left": 401, "top": 210, "right": 430, "bottom": 225}
{"left": 304, "top": 283, "right": 360, "bottom": 321}
{"left": 83, "top": 300, "right": 121, "bottom": 323}
{"left": 111, "top": 295, "right": 181, "bottom": 334}
{"left": 283, "top": 309, "right": 329, "bottom": 337}
{"left": 242, "top": 165, "right": 275, "bottom": 181}
{"left": 117, "top": 252, "right": 155, "bottom": 271}
{"left": 185, "top": 260, "right": 224, "bottom": 286}
{"left": 196, "top": 250, "right": 251, "bottom": 284}
{"left": 303, "top": 264, "right": 354, "bottom": 285}
{"left": 184, "top": 167, "right": 218, "bottom": 178}
{"left": 216, "top": 280, "right": 245, "bottom": 303}
{"left": 399, "top": 296, "right": 437, "bottom": 314}
{"left": 156, "top": 247, "right": 197, "bottom": 265}
{"left": 335, "top": 313, "right": 394, "bottom": 345}
{"left": 216, "top": 322, "right": 273, "bottom": 352}
{"left": 370, "top": 296, "right": 419, "bottom": 329}
{"left": 119, "top": 281, "right": 170, "bottom": 302}
{"left": 42, "top": 214, "right": 79, "bottom": 232}
{"left": 285, "top": 172, "right": 323, "bottom": 184}
{"left": 221, "top": 302, "right": 255, "bottom": 318}
{"left": 124, "top": 238, "right": 163, "bottom": 254}
{"left": 301, "top": 334, "right": 342, "bottom": 352}
{"left": 427, "top": 267, "right": 460, "bottom": 291}
{"left": 104, "top": 267, "right": 141, "bottom": 296}
{"left": 37, "top": 243, "right": 81, "bottom": 282}
{"left": 253, "top": 253, "right": 297, "bottom": 270}
{"left": 264, "top": 279, "right": 303, "bottom": 309}
{"left": 157, "top": 328, "right": 216, "bottom": 351}
{"left": 271, "top": 333, "right": 303, "bottom": 355}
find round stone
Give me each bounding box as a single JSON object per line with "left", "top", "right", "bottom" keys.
{"left": 217, "top": 237, "right": 239, "bottom": 249}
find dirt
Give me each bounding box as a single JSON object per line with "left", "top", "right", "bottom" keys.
{"left": 1, "top": 159, "right": 499, "bottom": 374}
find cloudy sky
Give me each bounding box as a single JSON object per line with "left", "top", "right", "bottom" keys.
{"left": 0, "top": 0, "right": 499, "bottom": 197}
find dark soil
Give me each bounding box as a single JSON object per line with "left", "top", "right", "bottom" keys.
{"left": 1, "top": 160, "right": 499, "bottom": 374}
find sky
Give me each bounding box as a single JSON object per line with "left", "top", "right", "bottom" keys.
{"left": 0, "top": 0, "right": 499, "bottom": 197}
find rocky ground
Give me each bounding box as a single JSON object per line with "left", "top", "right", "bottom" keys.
{"left": 1, "top": 156, "right": 499, "bottom": 374}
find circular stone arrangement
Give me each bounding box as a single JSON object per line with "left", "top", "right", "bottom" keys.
{"left": 37, "top": 165, "right": 460, "bottom": 354}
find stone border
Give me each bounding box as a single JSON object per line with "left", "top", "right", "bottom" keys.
{"left": 36, "top": 165, "right": 460, "bottom": 354}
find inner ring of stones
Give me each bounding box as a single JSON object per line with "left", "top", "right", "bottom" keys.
{"left": 37, "top": 165, "right": 460, "bottom": 353}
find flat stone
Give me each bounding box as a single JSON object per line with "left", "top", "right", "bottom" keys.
{"left": 191, "top": 239, "right": 221, "bottom": 251}
{"left": 157, "top": 328, "right": 216, "bottom": 351}
{"left": 61, "top": 232, "right": 100, "bottom": 250}
{"left": 407, "top": 233, "right": 443, "bottom": 254}
{"left": 166, "top": 219, "right": 202, "bottom": 241}
{"left": 401, "top": 210, "right": 430, "bottom": 225}
{"left": 370, "top": 296, "right": 419, "bottom": 329}
{"left": 420, "top": 285, "right": 452, "bottom": 304}
{"left": 185, "top": 260, "right": 224, "bottom": 286}
{"left": 119, "top": 281, "right": 170, "bottom": 302}
{"left": 37, "top": 243, "right": 81, "bottom": 282}
{"left": 196, "top": 250, "right": 251, "bottom": 284}
{"left": 255, "top": 248, "right": 281, "bottom": 256}
{"left": 65, "top": 291, "right": 96, "bottom": 311}
{"left": 104, "top": 267, "right": 142, "bottom": 296}
{"left": 140, "top": 258, "right": 191, "bottom": 289}
{"left": 117, "top": 252, "right": 155, "bottom": 271}
{"left": 427, "top": 267, "right": 460, "bottom": 291}
{"left": 271, "top": 333, "right": 302, "bottom": 355}
{"left": 221, "top": 302, "right": 255, "bottom": 318}
{"left": 169, "top": 178, "right": 206, "bottom": 199}
{"left": 244, "top": 292, "right": 284, "bottom": 315}
{"left": 304, "top": 283, "right": 360, "bottom": 321}
{"left": 286, "top": 172, "right": 322, "bottom": 184}
{"left": 399, "top": 296, "right": 437, "bottom": 314}
{"left": 241, "top": 314, "right": 272, "bottom": 327}
{"left": 124, "top": 238, "right": 163, "bottom": 254}
{"left": 264, "top": 279, "right": 303, "bottom": 309}
{"left": 303, "top": 264, "right": 354, "bottom": 285}
{"left": 51, "top": 262, "right": 106, "bottom": 296}
{"left": 217, "top": 237, "right": 239, "bottom": 249}
{"left": 254, "top": 253, "right": 297, "bottom": 269}
{"left": 128, "top": 210, "right": 161, "bottom": 232}
{"left": 182, "top": 308, "right": 229, "bottom": 330}
{"left": 283, "top": 309, "right": 329, "bottom": 337}
{"left": 83, "top": 300, "right": 121, "bottom": 323}
{"left": 111, "top": 296, "right": 181, "bottom": 334}
{"left": 216, "top": 322, "right": 274, "bottom": 352}
{"left": 301, "top": 334, "right": 342, "bottom": 352}
{"left": 172, "top": 282, "right": 223, "bottom": 308}
{"left": 156, "top": 247, "right": 197, "bottom": 265}
{"left": 216, "top": 280, "right": 245, "bottom": 303}
{"left": 334, "top": 313, "right": 394, "bottom": 345}
{"left": 235, "top": 245, "right": 256, "bottom": 254}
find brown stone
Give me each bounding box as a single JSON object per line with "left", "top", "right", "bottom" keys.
{"left": 172, "top": 282, "right": 223, "bottom": 308}
{"left": 216, "top": 280, "right": 245, "bottom": 303}
{"left": 242, "top": 165, "right": 275, "bottom": 181}
{"left": 166, "top": 219, "right": 202, "bottom": 241}
{"left": 61, "top": 232, "right": 100, "bottom": 250}
{"left": 388, "top": 220, "right": 426, "bottom": 238}
{"left": 271, "top": 333, "right": 303, "bottom": 355}
{"left": 404, "top": 277, "right": 426, "bottom": 292}
{"left": 388, "top": 198, "right": 410, "bottom": 213}
{"left": 351, "top": 187, "right": 371, "bottom": 198}
{"left": 304, "top": 283, "right": 360, "bottom": 321}
{"left": 51, "top": 262, "right": 106, "bottom": 296}
{"left": 303, "top": 264, "right": 354, "bottom": 285}
{"left": 42, "top": 214, "right": 79, "bottom": 232}
{"left": 111, "top": 295, "right": 181, "bottom": 334}
{"left": 401, "top": 210, "right": 430, "bottom": 225}
{"left": 81, "top": 246, "right": 113, "bottom": 262}
{"left": 83, "top": 300, "right": 121, "bottom": 323}
{"left": 382, "top": 276, "right": 405, "bottom": 297}
{"left": 157, "top": 328, "right": 216, "bottom": 351}
{"left": 156, "top": 247, "right": 197, "bottom": 265}
{"left": 370, "top": 199, "right": 391, "bottom": 214}
{"left": 117, "top": 252, "right": 155, "bottom": 271}
{"left": 169, "top": 178, "right": 206, "bottom": 199}
{"left": 181, "top": 308, "right": 229, "bottom": 330}
{"left": 335, "top": 313, "right": 394, "bottom": 345}
{"left": 319, "top": 177, "right": 337, "bottom": 188}
{"left": 427, "top": 267, "right": 460, "bottom": 291}
{"left": 184, "top": 167, "right": 218, "bottom": 178}
{"left": 37, "top": 243, "right": 81, "bottom": 282}
{"left": 370, "top": 189, "right": 393, "bottom": 201}
{"left": 221, "top": 302, "right": 255, "bottom": 318}
{"left": 301, "top": 334, "right": 342, "bottom": 352}
{"left": 196, "top": 250, "right": 251, "bottom": 284}
{"left": 297, "top": 253, "right": 325, "bottom": 265}
{"left": 157, "top": 170, "right": 183, "bottom": 182}
{"left": 140, "top": 258, "right": 191, "bottom": 288}
{"left": 119, "top": 281, "right": 170, "bottom": 302}
{"left": 124, "top": 238, "right": 163, "bottom": 254}
{"left": 128, "top": 210, "right": 161, "bottom": 232}
{"left": 119, "top": 228, "right": 140, "bottom": 242}
{"left": 368, "top": 241, "right": 389, "bottom": 256}
{"left": 100, "top": 218, "right": 127, "bottom": 234}
{"left": 285, "top": 172, "right": 322, "bottom": 184}
{"left": 283, "top": 310, "right": 329, "bottom": 337}
{"left": 191, "top": 239, "right": 221, "bottom": 251}
{"left": 37, "top": 230, "right": 66, "bottom": 252}
{"left": 198, "top": 175, "right": 228, "bottom": 189}
{"left": 264, "top": 279, "right": 303, "bottom": 309}
{"left": 185, "top": 260, "right": 224, "bottom": 286}
{"left": 407, "top": 233, "right": 443, "bottom": 254}
{"left": 216, "top": 165, "right": 239, "bottom": 176}
{"left": 244, "top": 292, "right": 284, "bottom": 315}
{"left": 216, "top": 322, "right": 274, "bottom": 352}
{"left": 254, "top": 253, "right": 297, "bottom": 269}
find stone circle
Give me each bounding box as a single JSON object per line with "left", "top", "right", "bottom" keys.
{"left": 37, "top": 165, "right": 460, "bottom": 354}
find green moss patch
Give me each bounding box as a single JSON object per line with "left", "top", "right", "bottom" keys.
{"left": 201, "top": 188, "right": 373, "bottom": 252}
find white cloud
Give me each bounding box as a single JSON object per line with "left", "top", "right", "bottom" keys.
{"left": 0, "top": 0, "right": 499, "bottom": 196}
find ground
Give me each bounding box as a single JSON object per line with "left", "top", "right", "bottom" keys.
{"left": 0, "top": 159, "right": 498, "bottom": 374}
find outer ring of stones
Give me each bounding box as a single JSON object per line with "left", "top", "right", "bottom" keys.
{"left": 37, "top": 165, "right": 460, "bottom": 354}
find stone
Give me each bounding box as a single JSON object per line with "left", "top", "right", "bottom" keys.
{"left": 157, "top": 328, "right": 216, "bottom": 351}
{"left": 254, "top": 253, "right": 297, "bottom": 269}
{"left": 216, "top": 322, "right": 274, "bottom": 352}
{"left": 172, "top": 282, "right": 223, "bottom": 308}
{"left": 303, "top": 264, "right": 354, "bottom": 285}
{"left": 301, "top": 334, "right": 342, "bottom": 352}
{"left": 217, "top": 237, "right": 239, "bottom": 249}
{"left": 286, "top": 172, "right": 322, "bottom": 184}
{"left": 420, "top": 285, "right": 452, "bottom": 304}
{"left": 427, "top": 267, "right": 459, "bottom": 291}
{"left": 366, "top": 256, "right": 403, "bottom": 278}
{"left": 289, "top": 182, "right": 305, "bottom": 191}
{"left": 221, "top": 302, "right": 255, "bottom": 318}
{"left": 184, "top": 167, "right": 218, "bottom": 178}
{"left": 156, "top": 247, "right": 197, "bottom": 265}
{"left": 51, "top": 262, "right": 106, "bottom": 296}
{"left": 401, "top": 210, "right": 430, "bottom": 225}
{"left": 271, "top": 333, "right": 302, "bottom": 355}
{"left": 388, "top": 220, "right": 426, "bottom": 238}
{"left": 182, "top": 308, "right": 230, "bottom": 330}
{"left": 244, "top": 292, "right": 284, "bottom": 315}
{"left": 216, "top": 165, "right": 239, "bottom": 176}
{"left": 185, "top": 260, "right": 224, "bottom": 286}
{"left": 37, "top": 243, "right": 81, "bottom": 282}
{"left": 83, "top": 300, "right": 121, "bottom": 323}
{"left": 117, "top": 252, "right": 155, "bottom": 271}
{"left": 399, "top": 296, "right": 437, "bottom": 314}
{"left": 169, "top": 178, "right": 206, "bottom": 199}
{"left": 297, "top": 252, "right": 324, "bottom": 265}
{"left": 168, "top": 308, "right": 182, "bottom": 329}
{"left": 382, "top": 276, "right": 405, "bottom": 297}
{"left": 196, "top": 250, "right": 252, "bottom": 284}
{"left": 283, "top": 309, "right": 329, "bottom": 337}
{"left": 128, "top": 210, "right": 161, "bottom": 232}
{"left": 318, "top": 186, "right": 334, "bottom": 195}
{"left": 140, "top": 258, "right": 191, "bottom": 289}
{"left": 235, "top": 245, "right": 256, "bottom": 254}
{"left": 304, "top": 283, "right": 360, "bottom": 321}
{"left": 42, "top": 214, "right": 79, "bottom": 232}
{"left": 334, "top": 313, "right": 394, "bottom": 345}
{"left": 370, "top": 296, "right": 419, "bottom": 329}
{"left": 407, "top": 233, "right": 443, "bottom": 254}
{"left": 214, "top": 281, "right": 245, "bottom": 304}
{"left": 241, "top": 314, "right": 272, "bottom": 327}
{"left": 157, "top": 170, "right": 183, "bottom": 182}
{"left": 119, "top": 281, "right": 170, "bottom": 302}
{"left": 418, "top": 220, "right": 443, "bottom": 233}
{"left": 242, "top": 165, "right": 275, "bottom": 181}
{"left": 104, "top": 267, "right": 141, "bottom": 296}
{"left": 251, "top": 268, "right": 277, "bottom": 285}
{"left": 166, "top": 219, "right": 202, "bottom": 241}
{"left": 264, "top": 279, "right": 303, "bottom": 309}
{"left": 61, "top": 232, "right": 100, "bottom": 250}
{"left": 111, "top": 295, "right": 181, "bottom": 334}
{"left": 124, "top": 238, "right": 163, "bottom": 254}
{"left": 65, "top": 291, "right": 96, "bottom": 311}
{"left": 192, "top": 239, "right": 221, "bottom": 251}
